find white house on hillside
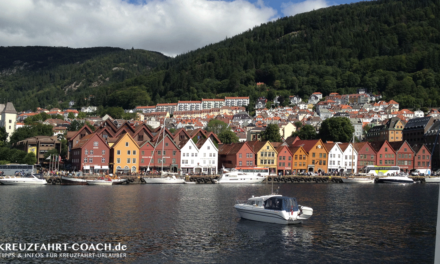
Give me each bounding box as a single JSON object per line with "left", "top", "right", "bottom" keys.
{"left": 326, "top": 143, "right": 343, "bottom": 173}
{"left": 0, "top": 102, "right": 17, "bottom": 141}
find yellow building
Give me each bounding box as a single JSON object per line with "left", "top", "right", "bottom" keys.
{"left": 248, "top": 141, "right": 278, "bottom": 175}
{"left": 110, "top": 133, "right": 140, "bottom": 174}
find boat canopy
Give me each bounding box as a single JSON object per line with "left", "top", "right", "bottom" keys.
{"left": 264, "top": 196, "right": 299, "bottom": 212}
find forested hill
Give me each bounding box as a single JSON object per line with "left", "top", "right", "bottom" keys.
{"left": 0, "top": 47, "right": 169, "bottom": 111}
{"left": 2, "top": 0, "right": 440, "bottom": 112}
{"left": 93, "top": 0, "right": 439, "bottom": 110}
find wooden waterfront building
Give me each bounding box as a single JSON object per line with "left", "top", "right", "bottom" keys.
{"left": 292, "top": 139, "right": 329, "bottom": 173}
{"left": 70, "top": 133, "right": 110, "bottom": 173}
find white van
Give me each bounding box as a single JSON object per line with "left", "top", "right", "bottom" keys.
{"left": 410, "top": 169, "right": 431, "bottom": 176}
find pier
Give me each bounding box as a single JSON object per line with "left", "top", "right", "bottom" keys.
{"left": 42, "top": 175, "right": 428, "bottom": 184}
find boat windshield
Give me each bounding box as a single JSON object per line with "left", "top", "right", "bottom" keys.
{"left": 264, "top": 197, "right": 298, "bottom": 211}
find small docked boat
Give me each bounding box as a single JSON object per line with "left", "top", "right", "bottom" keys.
{"left": 143, "top": 175, "right": 185, "bottom": 184}
{"left": 86, "top": 177, "right": 127, "bottom": 185}
{"left": 0, "top": 174, "right": 47, "bottom": 185}
{"left": 341, "top": 176, "right": 375, "bottom": 183}
{"left": 376, "top": 175, "right": 414, "bottom": 184}
{"left": 234, "top": 194, "right": 313, "bottom": 224}
{"left": 214, "top": 170, "right": 265, "bottom": 184}
{"left": 61, "top": 176, "right": 88, "bottom": 185}
{"left": 424, "top": 177, "right": 440, "bottom": 183}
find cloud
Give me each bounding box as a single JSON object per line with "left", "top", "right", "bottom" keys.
{"left": 281, "top": 0, "right": 329, "bottom": 17}
{"left": 0, "top": 0, "right": 277, "bottom": 56}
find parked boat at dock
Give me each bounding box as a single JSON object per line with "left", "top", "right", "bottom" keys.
{"left": 376, "top": 175, "right": 414, "bottom": 184}
{"left": 214, "top": 169, "right": 265, "bottom": 184}
{"left": 143, "top": 175, "right": 185, "bottom": 184}
{"left": 341, "top": 176, "right": 375, "bottom": 183}
{"left": 234, "top": 194, "right": 313, "bottom": 224}
{"left": 61, "top": 176, "right": 88, "bottom": 185}
{"left": 0, "top": 174, "right": 47, "bottom": 185}
{"left": 424, "top": 177, "right": 440, "bottom": 183}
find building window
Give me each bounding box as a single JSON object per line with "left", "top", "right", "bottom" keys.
{"left": 117, "top": 158, "right": 120, "bottom": 164}
{"left": 133, "top": 158, "right": 136, "bottom": 164}
{"left": 85, "top": 150, "right": 88, "bottom": 155}
{"left": 173, "top": 151, "right": 176, "bottom": 156}
{"left": 239, "top": 154, "right": 242, "bottom": 158}
{"left": 89, "top": 158, "right": 92, "bottom": 163}
{"left": 239, "top": 161, "right": 242, "bottom": 166}
{"left": 125, "top": 142, "right": 129, "bottom": 147}
{"left": 90, "top": 150, "right": 94, "bottom": 155}
{"left": 128, "top": 150, "right": 131, "bottom": 155}
{"left": 84, "top": 158, "right": 87, "bottom": 163}
{"left": 163, "top": 151, "right": 165, "bottom": 155}
{"left": 127, "top": 158, "right": 131, "bottom": 164}
{"left": 94, "top": 141, "right": 98, "bottom": 147}
{"left": 133, "top": 150, "right": 137, "bottom": 155}
{"left": 102, "top": 150, "right": 105, "bottom": 155}
{"left": 101, "top": 158, "right": 105, "bottom": 163}
{"left": 141, "top": 159, "right": 144, "bottom": 164}
{"left": 117, "top": 150, "right": 121, "bottom": 155}
{"left": 165, "top": 143, "right": 168, "bottom": 147}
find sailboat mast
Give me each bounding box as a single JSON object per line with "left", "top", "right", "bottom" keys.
{"left": 352, "top": 134, "right": 354, "bottom": 174}
{"left": 161, "top": 118, "right": 166, "bottom": 172}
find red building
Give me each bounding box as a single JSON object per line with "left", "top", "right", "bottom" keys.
{"left": 218, "top": 142, "right": 255, "bottom": 169}
{"left": 138, "top": 134, "right": 181, "bottom": 173}
{"left": 70, "top": 133, "right": 110, "bottom": 173}
{"left": 413, "top": 145, "right": 431, "bottom": 172}
{"left": 276, "top": 146, "right": 293, "bottom": 175}
{"left": 354, "top": 142, "right": 376, "bottom": 172}
{"left": 370, "top": 141, "right": 396, "bottom": 166}
{"left": 389, "top": 141, "right": 414, "bottom": 172}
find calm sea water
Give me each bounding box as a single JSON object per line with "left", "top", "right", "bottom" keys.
{"left": 0, "top": 183, "right": 438, "bottom": 263}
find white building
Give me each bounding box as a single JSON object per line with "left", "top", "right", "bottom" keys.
{"left": 196, "top": 138, "right": 218, "bottom": 175}
{"left": 225, "top": 97, "right": 249, "bottom": 107}
{"left": 341, "top": 143, "right": 358, "bottom": 174}
{"left": 177, "top": 101, "right": 202, "bottom": 111}
{"left": 0, "top": 102, "right": 17, "bottom": 141}
{"left": 414, "top": 109, "right": 424, "bottom": 118}
{"left": 180, "top": 139, "right": 200, "bottom": 174}
{"left": 326, "top": 143, "right": 344, "bottom": 173}
{"left": 202, "top": 99, "right": 225, "bottom": 110}
{"left": 156, "top": 103, "right": 177, "bottom": 115}
{"left": 81, "top": 106, "right": 98, "bottom": 113}
{"left": 134, "top": 106, "right": 156, "bottom": 113}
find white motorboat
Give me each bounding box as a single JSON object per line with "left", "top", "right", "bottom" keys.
{"left": 234, "top": 194, "right": 313, "bottom": 224}
{"left": 87, "top": 178, "right": 128, "bottom": 185}
{"left": 341, "top": 177, "right": 375, "bottom": 183}
{"left": 425, "top": 177, "right": 440, "bottom": 183}
{"left": 61, "top": 176, "right": 88, "bottom": 185}
{"left": 0, "top": 174, "right": 47, "bottom": 185}
{"left": 143, "top": 175, "right": 185, "bottom": 184}
{"left": 215, "top": 170, "right": 265, "bottom": 184}
{"left": 376, "top": 175, "right": 414, "bottom": 184}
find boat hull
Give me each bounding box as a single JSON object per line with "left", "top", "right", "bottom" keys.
{"left": 86, "top": 180, "right": 113, "bottom": 185}
{"left": 0, "top": 179, "right": 47, "bottom": 185}
{"left": 342, "top": 178, "right": 375, "bottom": 183}
{"left": 143, "top": 177, "right": 185, "bottom": 184}
{"left": 234, "top": 205, "right": 313, "bottom": 225}
{"left": 377, "top": 178, "right": 414, "bottom": 184}
{"left": 61, "top": 176, "right": 88, "bottom": 185}
{"left": 424, "top": 177, "right": 440, "bottom": 183}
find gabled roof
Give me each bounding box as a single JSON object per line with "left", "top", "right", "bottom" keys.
{"left": 111, "top": 133, "right": 140, "bottom": 149}
{"left": 218, "top": 142, "right": 250, "bottom": 155}
{"left": 369, "top": 140, "right": 395, "bottom": 153}
{"left": 66, "top": 125, "right": 94, "bottom": 141}
{"left": 71, "top": 133, "right": 109, "bottom": 150}
{"left": 247, "top": 140, "right": 272, "bottom": 153}
{"left": 276, "top": 145, "right": 292, "bottom": 156}
{"left": 353, "top": 142, "right": 371, "bottom": 153}
{"left": 285, "top": 136, "right": 300, "bottom": 146}
{"left": 292, "top": 139, "right": 327, "bottom": 153}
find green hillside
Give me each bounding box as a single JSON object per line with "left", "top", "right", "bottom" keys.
{"left": 2, "top": 0, "right": 440, "bottom": 111}
{"left": 98, "top": 0, "right": 439, "bottom": 109}
{"left": 0, "top": 46, "right": 169, "bottom": 111}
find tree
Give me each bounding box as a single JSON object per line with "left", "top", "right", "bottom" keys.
{"left": 260, "top": 124, "right": 282, "bottom": 142}
{"left": 291, "top": 124, "right": 317, "bottom": 140}
{"left": 0, "top": 127, "right": 8, "bottom": 146}
{"left": 77, "top": 112, "right": 87, "bottom": 119}
{"left": 169, "top": 128, "right": 176, "bottom": 134}
{"left": 319, "top": 117, "right": 355, "bottom": 142}
{"left": 9, "top": 123, "right": 54, "bottom": 145}
{"left": 67, "top": 112, "right": 75, "bottom": 119}
{"left": 68, "top": 120, "right": 82, "bottom": 131}
{"left": 60, "top": 139, "right": 68, "bottom": 159}
{"left": 294, "top": 121, "right": 303, "bottom": 129}
{"left": 205, "top": 119, "right": 229, "bottom": 135}
{"left": 218, "top": 130, "right": 239, "bottom": 144}
{"left": 23, "top": 152, "right": 37, "bottom": 165}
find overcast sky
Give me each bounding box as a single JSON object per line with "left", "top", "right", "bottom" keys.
{"left": 0, "top": 0, "right": 361, "bottom": 56}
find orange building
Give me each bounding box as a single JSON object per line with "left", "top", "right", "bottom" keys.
{"left": 110, "top": 133, "right": 140, "bottom": 174}
{"left": 292, "top": 139, "right": 329, "bottom": 173}
{"left": 289, "top": 146, "right": 308, "bottom": 174}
